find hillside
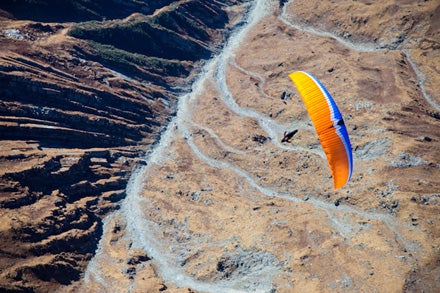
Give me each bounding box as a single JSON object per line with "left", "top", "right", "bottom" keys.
{"left": 1, "top": 0, "right": 439, "bottom": 292}
{"left": 76, "top": 0, "right": 440, "bottom": 292}
{"left": 0, "top": 0, "right": 248, "bottom": 291}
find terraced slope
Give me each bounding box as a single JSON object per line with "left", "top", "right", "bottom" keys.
{"left": 0, "top": 1, "right": 248, "bottom": 291}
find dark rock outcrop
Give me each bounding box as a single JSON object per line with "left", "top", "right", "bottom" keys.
{"left": 0, "top": 0, "right": 176, "bottom": 22}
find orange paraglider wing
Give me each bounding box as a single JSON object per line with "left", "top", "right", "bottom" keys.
{"left": 289, "top": 71, "right": 353, "bottom": 189}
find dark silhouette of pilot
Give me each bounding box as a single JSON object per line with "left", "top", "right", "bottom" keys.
{"left": 281, "top": 129, "right": 298, "bottom": 143}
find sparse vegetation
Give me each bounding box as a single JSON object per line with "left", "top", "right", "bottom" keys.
{"left": 82, "top": 40, "right": 191, "bottom": 81}
{"left": 68, "top": 16, "right": 211, "bottom": 61}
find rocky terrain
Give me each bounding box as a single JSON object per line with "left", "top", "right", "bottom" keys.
{"left": 1, "top": 0, "right": 439, "bottom": 292}
{"left": 0, "top": 0, "right": 248, "bottom": 291}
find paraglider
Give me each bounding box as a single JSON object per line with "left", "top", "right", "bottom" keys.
{"left": 281, "top": 129, "right": 298, "bottom": 143}
{"left": 288, "top": 71, "right": 353, "bottom": 189}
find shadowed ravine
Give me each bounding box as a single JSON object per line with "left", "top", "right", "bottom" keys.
{"left": 81, "top": 0, "right": 439, "bottom": 292}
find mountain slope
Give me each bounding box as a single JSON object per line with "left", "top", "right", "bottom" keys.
{"left": 74, "top": 0, "right": 440, "bottom": 292}
{"left": 0, "top": 0, "right": 175, "bottom": 22}
{"left": 0, "top": 1, "right": 249, "bottom": 291}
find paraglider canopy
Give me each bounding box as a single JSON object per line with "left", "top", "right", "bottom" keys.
{"left": 288, "top": 71, "right": 353, "bottom": 189}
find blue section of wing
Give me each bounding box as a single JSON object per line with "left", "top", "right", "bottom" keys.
{"left": 307, "top": 72, "right": 353, "bottom": 182}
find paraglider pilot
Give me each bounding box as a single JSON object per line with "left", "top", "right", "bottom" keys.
{"left": 281, "top": 129, "right": 298, "bottom": 143}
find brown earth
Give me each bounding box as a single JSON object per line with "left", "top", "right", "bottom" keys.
{"left": 73, "top": 0, "right": 440, "bottom": 292}
{"left": 1, "top": 0, "right": 439, "bottom": 292}
{"left": 0, "top": 1, "right": 249, "bottom": 291}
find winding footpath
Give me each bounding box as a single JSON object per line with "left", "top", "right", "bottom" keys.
{"left": 280, "top": 0, "right": 439, "bottom": 112}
